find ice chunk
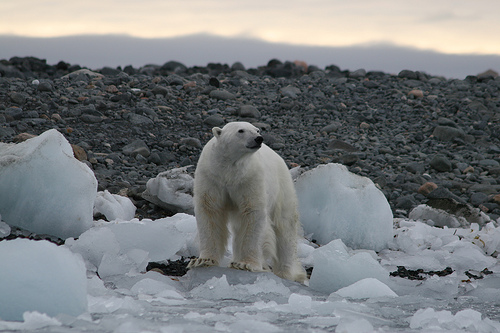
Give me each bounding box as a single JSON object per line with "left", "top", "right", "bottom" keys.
{"left": 0, "top": 311, "right": 62, "bottom": 331}
{"left": 67, "top": 214, "right": 196, "bottom": 277}
{"left": 228, "top": 319, "right": 280, "bottom": 333}
{"left": 105, "top": 215, "right": 193, "bottom": 262}
{"left": 94, "top": 190, "right": 136, "bottom": 221}
{"left": 410, "top": 307, "right": 500, "bottom": 331}
{"left": 142, "top": 167, "right": 194, "bottom": 214}
{"left": 335, "top": 318, "right": 374, "bottom": 333}
{"left": 190, "top": 274, "right": 291, "bottom": 302}
{"left": 409, "top": 204, "right": 467, "bottom": 228}
{"left": 0, "top": 220, "right": 10, "bottom": 238}
{"left": 335, "top": 278, "right": 398, "bottom": 299}
{"left": 0, "top": 129, "right": 97, "bottom": 239}
{"left": 130, "top": 277, "right": 182, "bottom": 299}
{"left": 309, "top": 239, "right": 389, "bottom": 294}
{"left": 295, "top": 163, "right": 393, "bottom": 251}
{"left": 66, "top": 227, "right": 120, "bottom": 271}
{"left": 0, "top": 239, "right": 87, "bottom": 321}
{"left": 98, "top": 248, "right": 149, "bottom": 278}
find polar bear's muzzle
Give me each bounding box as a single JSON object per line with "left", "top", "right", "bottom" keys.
{"left": 247, "top": 136, "right": 264, "bottom": 149}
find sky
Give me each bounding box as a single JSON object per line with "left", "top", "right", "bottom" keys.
{"left": 1, "top": 0, "right": 499, "bottom": 57}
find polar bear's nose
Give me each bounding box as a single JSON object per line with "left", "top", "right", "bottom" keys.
{"left": 255, "top": 136, "right": 264, "bottom": 145}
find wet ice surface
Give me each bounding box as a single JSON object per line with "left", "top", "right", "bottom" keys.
{"left": 1, "top": 215, "right": 499, "bottom": 332}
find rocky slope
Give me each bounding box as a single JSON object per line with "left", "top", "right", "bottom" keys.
{"left": 1, "top": 56, "right": 500, "bottom": 222}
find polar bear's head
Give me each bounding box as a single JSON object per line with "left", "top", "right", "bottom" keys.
{"left": 212, "top": 122, "right": 263, "bottom": 156}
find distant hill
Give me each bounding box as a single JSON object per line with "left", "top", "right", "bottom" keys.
{"left": 1, "top": 34, "right": 499, "bottom": 79}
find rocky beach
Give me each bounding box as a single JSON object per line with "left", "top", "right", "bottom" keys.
{"left": 1, "top": 56, "right": 500, "bottom": 223}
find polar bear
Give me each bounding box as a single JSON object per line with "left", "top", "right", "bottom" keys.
{"left": 187, "top": 122, "right": 307, "bottom": 283}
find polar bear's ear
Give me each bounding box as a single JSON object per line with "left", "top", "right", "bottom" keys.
{"left": 212, "top": 127, "right": 222, "bottom": 138}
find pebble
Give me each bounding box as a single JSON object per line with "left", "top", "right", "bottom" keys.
{"left": 239, "top": 105, "right": 261, "bottom": 118}
{"left": 209, "top": 89, "right": 235, "bottom": 100}
{"left": 430, "top": 155, "right": 452, "bottom": 172}
{"left": 418, "top": 182, "right": 438, "bottom": 196}
{"left": 1, "top": 56, "right": 500, "bottom": 220}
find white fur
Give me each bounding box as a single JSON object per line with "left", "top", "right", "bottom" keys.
{"left": 188, "top": 122, "right": 307, "bottom": 283}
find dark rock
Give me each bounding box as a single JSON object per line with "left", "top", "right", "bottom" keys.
{"left": 398, "top": 70, "right": 418, "bottom": 80}
{"left": 9, "top": 92, "right": 27, "bottom": 105}
{"left": 203, "top": 114, "right": 225, "bottom": 127}
{"left": 328, "top": 140, "right": 358, "bottom": 152}
{"left": 430, "top": 155, "right": 452, "bottom": 172}
{"left": 469, "top": 192, "right": 489, "bottom": 206}
{"left": 180, "top": 137, "right": 202, "bottom": 149}
{"left": 432, "top": 126, "right": 466, "bottom": 142}
{"left": 123, "top": 140, "right": 150, "bottom": 157}
{"left": 4, "top": 107, "right": 23, "bottom": 120}
{"left": 209, "top": 90, "right": 235, "bottom": 100}
{"left": 405, "top": 162, "right": 425, "bottom": 174}
{"left": 239, "top": 105, "right": 261, "bottom": 118}
{"left": 37, "top": 81, "right": 53, "bottom": 92}
{"left": 160, "top": 61, "right": 187, "bottom": 74}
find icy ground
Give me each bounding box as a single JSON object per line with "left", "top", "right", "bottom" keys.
{"left": 0, "top": 130, "right": 500, "bottom": 332}
{"left": 0, "top": 212, "right": 499, "bottom": 332}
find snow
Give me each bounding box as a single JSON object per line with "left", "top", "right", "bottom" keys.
{"left": 0, "top": 137, "right": 499, "bottom": 331}
{"left": 0, "top": 239, "right": 87, "bottom": 321}
{"left": 0, "top": 129, "right": 97, "bottom": 239}
{"left": 295, "top": 163, "right": 393, "bottom": 251}
{"left": 93, "top": 190, "right": 136, "bottom": 221}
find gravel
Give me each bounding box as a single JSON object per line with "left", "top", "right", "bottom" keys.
{"left": 1, "top": 57, "right": 500, "bottom": 221}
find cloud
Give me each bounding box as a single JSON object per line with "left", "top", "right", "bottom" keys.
{"left": 417, "top": 11, "right": 480, "bottom": 24}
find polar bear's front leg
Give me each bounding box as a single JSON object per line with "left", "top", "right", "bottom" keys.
{"left": 229, "top": 206, "right": 268, "bottom": 272}
{"left": 188, "top": 192, "right": 229, "bottom": 269}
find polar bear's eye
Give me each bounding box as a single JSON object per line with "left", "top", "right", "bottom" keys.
{"left": 238, "top": 129, "right": 245, "bottom": 133}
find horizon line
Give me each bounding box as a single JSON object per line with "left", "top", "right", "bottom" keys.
{"left": 2, "top": 33, "right": 500, "bottom": 58}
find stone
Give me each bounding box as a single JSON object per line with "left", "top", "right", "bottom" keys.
{"left": 203, "top": 114, "right": 225, "bottom": 127}
{"left": 398, "top": 70, "right": 418, "bottom": 80}
{"left": 281, "top": 85, "right": 301, "bottom": 98}
{"left": 37, "top": 81, "right": 53, "bottom": 92}
{"left": 359, "top": 122, "right": 370, "bottom": 129}
{"left": 13, "top": 133, "right": 36, "bottom": 143}
{"left": 71, "top": 144, "right": 88, "bottom": 161}
{"left": 418, "top": 182, "right": 438, "bottom": 196}
{"left": 408, "top": 89, "right": 424, "bottom": 98}
{"left": 328, "top": 140, "right": 358, "bottom": 152}
{"left": 470, "top": 192, "right": 489, "bottom": 206}
{"left": 209, "top": 89, "right": 235, "bottom": 100}
{"left": 9, "top": 92, "right": 26, "bottom": 105}
{"left": 432, "top": 126, "right": 466, "bottom": 142}
{"left": 406, "top": 162, "right": 425, "bottom": 174}
{"left": 430, "top": 155, "right": 452, "bottom": 172}
{"left": 123, "top": 140, "right": 150, "bottom": 158}
{"left": 180, "top": 137, "right": 202, "bottom": 149}
{"left": 239, "top": 105, "right": 261, "bottom": 118}
{"left": 126, "top": 113, "right": 154, "bottom": 126}
{"left": 349, "top": 69, "right": 366, "bottom": 78}
{"left": 321, "top": 122, "right": 341, "bottom": 133}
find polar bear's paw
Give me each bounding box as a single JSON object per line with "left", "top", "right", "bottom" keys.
{"left": 187, "top": 258, "right": 218, "bottom": 269}
{"left": 230, "top": 261, "right": 265, "bottom": 272}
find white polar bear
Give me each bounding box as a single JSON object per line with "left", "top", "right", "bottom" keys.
{"left": 187, "top": 121, "right": 307, "bottom": 283}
